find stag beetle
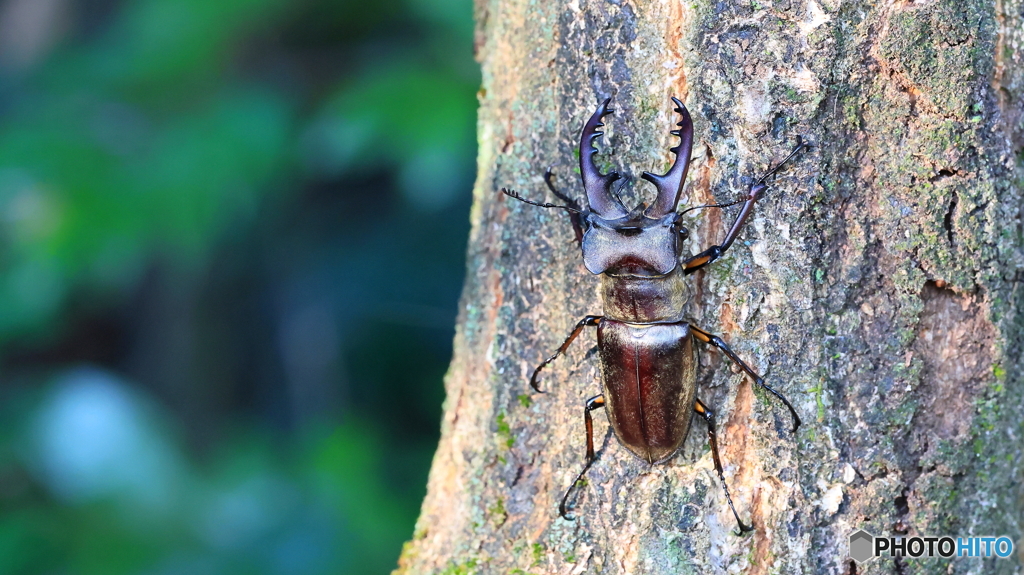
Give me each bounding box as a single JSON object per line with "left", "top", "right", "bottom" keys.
{"left": 501, "top": 98, "right": 805, "bottom": 533}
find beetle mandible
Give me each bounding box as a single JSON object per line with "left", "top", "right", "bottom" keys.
{"left": 501, "top": 98, "right": 805, "bottom": 533}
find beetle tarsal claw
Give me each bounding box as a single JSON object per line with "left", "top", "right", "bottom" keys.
{"left": 735, "top": 524, "right": 755, "bottom": 536}
{"left": 529, "top": 365, "right": 550, "bottom": 393}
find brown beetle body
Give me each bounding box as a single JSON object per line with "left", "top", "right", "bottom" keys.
{"left": 598, "top": 319, "right": 695, "bottom": 464}
{"left": 502, "top": 98, "right": 804, "bottom": 533}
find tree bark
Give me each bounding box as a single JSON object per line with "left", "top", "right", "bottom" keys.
{"left": 397, "top": 0, "right": 1024, "bottom": 573}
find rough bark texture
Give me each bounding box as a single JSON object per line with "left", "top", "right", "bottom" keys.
{"left": 397, "top": 0, "right": 1024, "bottom": 573}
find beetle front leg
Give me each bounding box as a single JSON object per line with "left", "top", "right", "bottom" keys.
{"left": 683, "top": 141, "right": 809, "bottom": 275}
{"left": 559, "top": 394, "right": 605, "bottom": 519}
{"left": 530, "top": 315, "right": 603, "bottom": 392}
{"left": 682, "top": 183, "right": 765, "bottom": 274}
{"left": 690, "top": 325, "right": 801, "bottom": 433}
{"left": 695, "top": 398, "right": 753, "bottom": 535}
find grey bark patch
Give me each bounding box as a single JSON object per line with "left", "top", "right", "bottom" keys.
{"left": 912, "top": 281, "right": 993, "bottom": 443}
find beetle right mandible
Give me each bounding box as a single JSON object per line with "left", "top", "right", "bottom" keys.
{"left": 502, "top": 97, "right": 805, "bottom": 533}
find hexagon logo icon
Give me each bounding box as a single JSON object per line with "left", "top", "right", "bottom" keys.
{"left": 849, "top": 529, "right": 875, "bottom": 563}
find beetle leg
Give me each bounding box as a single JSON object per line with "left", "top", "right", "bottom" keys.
{"left": 695, "top": 398, "right": 754, "bottom": 535}
{"left": 530, "top": 315, "right": 603, "bottom": 393}
{"left": 682, "top": 183, "right": 763, "bottom": 274}
{"left": 559, "top": 394, "right": 605, "bottom": 519}
{"left": 690, "top": 325, "right": 801, "bottom": 433}
{"left": 544, "top": 168, "right": 585, "bottom": 246}
{"left": 683, "top": 141, "right": 808, "bottom": 275}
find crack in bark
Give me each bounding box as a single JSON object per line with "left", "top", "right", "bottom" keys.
{"left": 943, "top": 190, "right": 958, "bottom": 246}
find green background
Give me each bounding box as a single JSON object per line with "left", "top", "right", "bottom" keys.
{"left": 0, "top": 0, "right": 476, "bottom": 572}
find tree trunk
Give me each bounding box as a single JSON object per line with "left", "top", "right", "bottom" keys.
{"left": 397, "top": 0, "right": 1024, "bottom": 573}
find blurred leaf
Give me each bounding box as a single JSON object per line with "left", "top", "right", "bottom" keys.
{"left": 303, "top": 64, "right": 476, "bottom": 210}
{"left": 0, "top": 0, "right": 477, "bottom": 572}
{"left": 109, "top": 0, "right": 292, "bottom": 91}
{"left": 308, "top": 422, "right": 414, "bottom": 573}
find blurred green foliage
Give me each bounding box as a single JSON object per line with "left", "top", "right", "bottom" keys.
{"left": 0, "top": 0, "right": 477, "bottom": 572}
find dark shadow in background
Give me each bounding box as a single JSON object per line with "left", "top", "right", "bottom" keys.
{"left": 0, "top": 0, "right": 475, "bottom": 573}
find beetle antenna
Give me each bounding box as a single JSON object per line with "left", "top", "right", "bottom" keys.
{"left": 754, "top": 137, "right": 811, "bottom": 186}
{"left": 678, "top": 197, "right": 746, "bottom": 216}
{"left": 502, "top": 188, "right": 583, "bottom": 214}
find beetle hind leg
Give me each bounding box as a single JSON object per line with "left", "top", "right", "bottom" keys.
{"left": 559, "top": 394, "right": 605, "bottom": 519}
{"left": 695, "top": 398, "right": 754, "bottom": 535}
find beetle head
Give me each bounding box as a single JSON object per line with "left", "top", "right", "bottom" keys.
{"left": 579, "top": 98, "right": 694, "bottom": 277}
{"left": 582, "top": 207, "right": 684, "bottom": 277}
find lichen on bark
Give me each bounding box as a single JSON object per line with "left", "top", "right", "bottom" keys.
{"left": 397, "top": 0, "right": 1024, "bottom": 573}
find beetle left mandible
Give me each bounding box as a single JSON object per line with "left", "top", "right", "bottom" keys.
{"left": 502, "top": 97, "right": 807, "bottom": 534}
